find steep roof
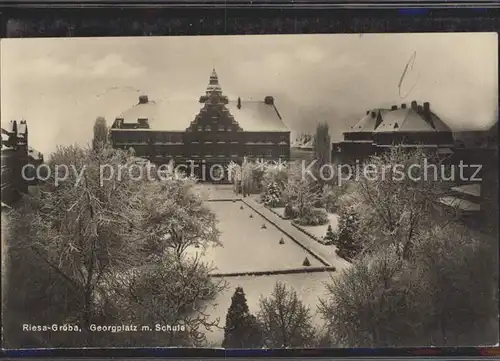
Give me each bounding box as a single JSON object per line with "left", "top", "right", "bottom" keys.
{"left": 226, "top": 100, "right": 288, "bottom": 132}
{"left": 375, "top": 108, "right": 451, "bottom": 133}
{"left": 346, "top": 104, "right": 452, "bottom": 135}
{"left": 116, "top": 98, "right": 288, "bottom": 133}
{"left": 117, "top": 99, "right": 203, "bottom": 131}
{"left": 346, "top": 110, "right": 385, "bottom": 133}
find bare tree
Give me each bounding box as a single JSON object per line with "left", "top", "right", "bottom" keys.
{"left": 92, "top": 116, "right": 108, "bottom": 150}
{"left": 282, "top": 162, "right": 322, "bottom": 218}
{"left": 113, "top": 253, "right": 227, "bottom": 347}
{"left": 257, "top": 281, "right": 316, "bottom": 348}
{"left": 241, "top": 157, "right": 254, "bottom": 197}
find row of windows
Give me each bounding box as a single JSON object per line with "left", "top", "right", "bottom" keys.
{"left": 149, "top": 149, "right": 288, "bottom": 158}
{"left": 195, "top": 125, "right": 238, "bottom": 132}
{"left": 190, "top": 140, "right": 239, "bottom": 144}
{"left": 113, "top": 133, "right": 183, "bottom": 143}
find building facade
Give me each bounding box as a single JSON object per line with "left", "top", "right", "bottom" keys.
{"left": 1, "top": 120, "right": 44, "bottom": 206}
{"left": 110, "top": 69, "right": 290, "bottom": 181}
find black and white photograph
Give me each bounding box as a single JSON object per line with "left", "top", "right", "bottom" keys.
{"left": 1, "top": 33, "right": 498, "bottom": 348}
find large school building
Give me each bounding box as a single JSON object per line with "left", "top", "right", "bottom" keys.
{"left": 109, "top": 69, "right": 291, "bottom": 181}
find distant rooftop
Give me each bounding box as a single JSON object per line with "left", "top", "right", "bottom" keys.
{"left": 346, "top": 101, "right": 452, "bottom": 134}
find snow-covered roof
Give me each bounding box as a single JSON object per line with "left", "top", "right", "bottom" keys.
{"left": 27, "top": 146, "right": 43, "bottom": 161}
{"left": 115, "top": 97, "right": 287, "bottom": 133}
{"left": 451, "top": 183, "right": 481, "bottom": 198}
{"left": 1, "top": 132, "right": 9, "bottom": 142}
{"left": 1, "top": 201, "right": 11, "bottom": 209}
{"left": 375, "top": 108, "right": 451, "bottom": 133}
{"left": 346, "top": 110, "right": 384, "bottom": 133}
{"left": 438, "top": 196, "right": 481, "bottom": 212}
{"left": 346, "top": 104, "right": 452, "bottom": 135}
{"left": 226, "top": 100, "right": 288, "bottom": 132}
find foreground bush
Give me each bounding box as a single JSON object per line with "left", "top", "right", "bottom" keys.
{"left": 284, "top": 202, "right": 300, "bottom": 219}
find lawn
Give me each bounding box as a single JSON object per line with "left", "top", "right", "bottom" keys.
{"left": 184, "top": 200, "right": 322, "bottom": 274}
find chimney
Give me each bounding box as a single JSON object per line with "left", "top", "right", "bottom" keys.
{"left": 417, "top": 105, "right": 423, "bottom": 114}
{"left": 422, "top": 102, "right": 434, "bottom": 127}
{"left": 371, "top": 111, "right": 376, "bottom": 118}
{"left": 401, "top": 103, "right": 407, "bottom": 109}
{"left": 264, "top": 96, "right": 274, "bottom": 105}
{"left": 138, "top": 95, "right": 149, "bottom": 104}
{"left": 423, "top": 102, "right": 430, "bottom": 114}
{"left": 391, "top": 105, "right": 398, "bottom": 110}
{"left": 366, "top": 110, "right": 370, "bottom": 115}
{"left": 237, "top": 97, "right": 241, "bottom": 109}
{"left": 411, "top": 100, "right": 418, "bottom": 111}
{"left": 7, "top": 120, "right": 18, "bottom": 146}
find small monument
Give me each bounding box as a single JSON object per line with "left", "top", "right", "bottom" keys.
{"left": 240, "top": 205, "right": 244, "bottom": 210}
{"left": 302, "top": 257, "right": 311, "bottom": 267}
{"left": 261, "top": 223, "right": 267, "bottom": 229}
{"left": 279, "top": 237, "right": 285, "bottom": 245}
{"left": 249, "top": 214, "right": 253, "bottom": 218}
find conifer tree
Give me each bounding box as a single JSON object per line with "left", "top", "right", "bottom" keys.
{"left": 222, "top": 287, "right": 263, "bottom": 348}
{"left": 264, "top": 181, "right": 281, "bottom": 208}
{"left": 325, "top": 224, "right": 335, "bottom": 242}
{"left": 334, "top": 207, "right": 362, "bottom": 261}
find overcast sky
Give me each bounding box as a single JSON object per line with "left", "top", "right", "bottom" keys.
{"left": 1, "top": 33, "right": 497, "bottom": 155}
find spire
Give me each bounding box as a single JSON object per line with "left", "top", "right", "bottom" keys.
{"left": 206, "top": 67, "right": 222, "bottom": 94}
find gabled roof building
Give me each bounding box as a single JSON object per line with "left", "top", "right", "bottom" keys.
{"left": 337, "top": 101, "right": 454, "bottom": 164}
{"left": 110, "top": 69, "right": 290, "bottom": 181}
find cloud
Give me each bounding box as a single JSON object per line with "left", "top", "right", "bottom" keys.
{"left": 11, "top": 53, "right": 145, "bottom": 79}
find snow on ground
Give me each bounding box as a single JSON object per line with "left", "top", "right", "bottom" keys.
{"left": 299, "top": 213, "right": 340, "bottom": 241}
{"left": 271, "top": 207, "right": 286, "bottom": 218}
{"left": 184, "top": 201, "right": 322, "bottom": 274}
{"left": 193, "top": 184, "right": 240, "bottom": 201}
{"left": 204, "top": 271, "right": 339, "bottom": 345}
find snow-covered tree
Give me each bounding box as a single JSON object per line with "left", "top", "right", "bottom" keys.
{"left": 4, "top": 144, "right": 224, "bottom": 347}
{"left": 263, "top": 181, "right": 282, "bottom": 208}
{"left": 350, "top": 146, "right": 450, "bottom": 261}
{"left": 282, "top": 162, "right": 321, "bottom": 219}
{"left": 241, "top": 157, "right": 254, "bottom": 197}
{"left": 325, "top": 224, "right": 335, "bottom": 242}
{"left": 319, "top": 222, "right": 498, "bottom": 347}
{"left": 333, "top": 206, "right": 362, "bottom": 261}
